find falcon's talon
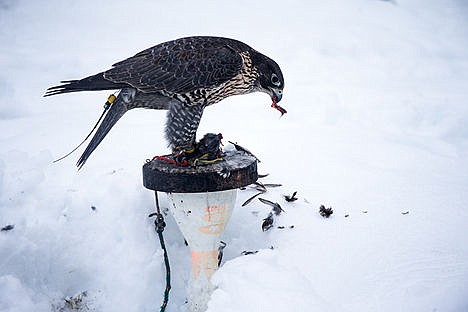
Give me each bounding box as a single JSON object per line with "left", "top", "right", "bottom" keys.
{"left": 45, "top": 36, "right": 284, "bottom": 168}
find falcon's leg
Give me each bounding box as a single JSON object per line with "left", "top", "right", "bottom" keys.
{"left": 165, "top": 100, "right": 204, "bottom": 153}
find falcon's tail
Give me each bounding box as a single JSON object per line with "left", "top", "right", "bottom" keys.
{"left": 44, "top": 73, "right": 128, "bottom": 97}
{"left": 76, "top": 89, "right": 134, "bottom": 169}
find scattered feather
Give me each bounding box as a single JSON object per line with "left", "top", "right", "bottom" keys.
{"left": 242, "top": 191, "right": 265, "bottom": 207}
{"left": 62, "top": 291, "right": 88, "bottom": 311}
{"left": 252, "top": 181, "right": 282, "bottom": 191}
{"left": 319, "top": 205, "right": 333, "bottom": 218}
{"left": 262, "top": 183, "right": 282, "bottom": 188}
{"left": 252, "top": 182, "right": 267, "bottom": 192}
{"left": 218, "top": 241, "right": 227, "bottom": 266}
{"left": 258, "top": 198, "right": 284, "bottom": 215}
{"left": 284, "top": 191, "right": 298, "bottom": 202}
{"left": 241, "top": 250, "right": 259, "bottom": 255}
{"left": 228, "top": 141, "right": 260, "bottom": 162}
{"left": 262, "top": 212, "right": 274, "bottom": 231}
{"left": 1, "top": 224, "right": 14, "bottom": 232}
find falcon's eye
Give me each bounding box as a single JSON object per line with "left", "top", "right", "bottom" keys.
{"left": 271, "top": 73, "right": 281, "bottom": 86}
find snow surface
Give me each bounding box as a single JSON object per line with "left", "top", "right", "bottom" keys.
{"left": 1, "top": 0, "right": 468, "bottom": 311}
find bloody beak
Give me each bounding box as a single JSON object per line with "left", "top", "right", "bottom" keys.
{"left": 271, "top": 89, "right": 286, "bottom": 116}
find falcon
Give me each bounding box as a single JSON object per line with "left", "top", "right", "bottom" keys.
{"left": 45, "top": 36, "right": 285, "bottom": 168}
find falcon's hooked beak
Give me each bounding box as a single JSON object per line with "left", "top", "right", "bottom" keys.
{"left": 270, "top": 87, "right": 287, "bottom": 116}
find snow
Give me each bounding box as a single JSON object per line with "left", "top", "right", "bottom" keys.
{"left": 1, "top": 0, "right": 468, "bottom": 311}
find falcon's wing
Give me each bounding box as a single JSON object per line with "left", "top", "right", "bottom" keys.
{"left": 103, "top": 38, "right": 244, "bottom": 94}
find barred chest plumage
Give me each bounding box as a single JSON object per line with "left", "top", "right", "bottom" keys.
{"left": 169, "top": 51, "right": 259, "bottom": 107}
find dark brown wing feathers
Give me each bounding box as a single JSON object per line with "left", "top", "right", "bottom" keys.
{"left": 45, "top": 36, "right": 249, "bottom": 97}
{"left": 103, "top": 37, "right": 245, "bottom": 94}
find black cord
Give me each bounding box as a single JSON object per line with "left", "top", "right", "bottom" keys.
{"left": 53, "top": 97, "right": 114, "bottom": 163}
{"left": 149, "top": 191, "right": 171, "bottom": 312}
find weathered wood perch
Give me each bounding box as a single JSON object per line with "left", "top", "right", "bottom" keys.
{"left": 143, "top": 149, "right": 258, "bottom": 193}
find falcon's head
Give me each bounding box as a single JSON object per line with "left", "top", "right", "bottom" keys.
{"left": 252, "top": 52, "right": 286, "bottom": 115}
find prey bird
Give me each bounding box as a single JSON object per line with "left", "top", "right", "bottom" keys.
{"left": 45, "top": 36, "right": 285, "bottom": 168}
